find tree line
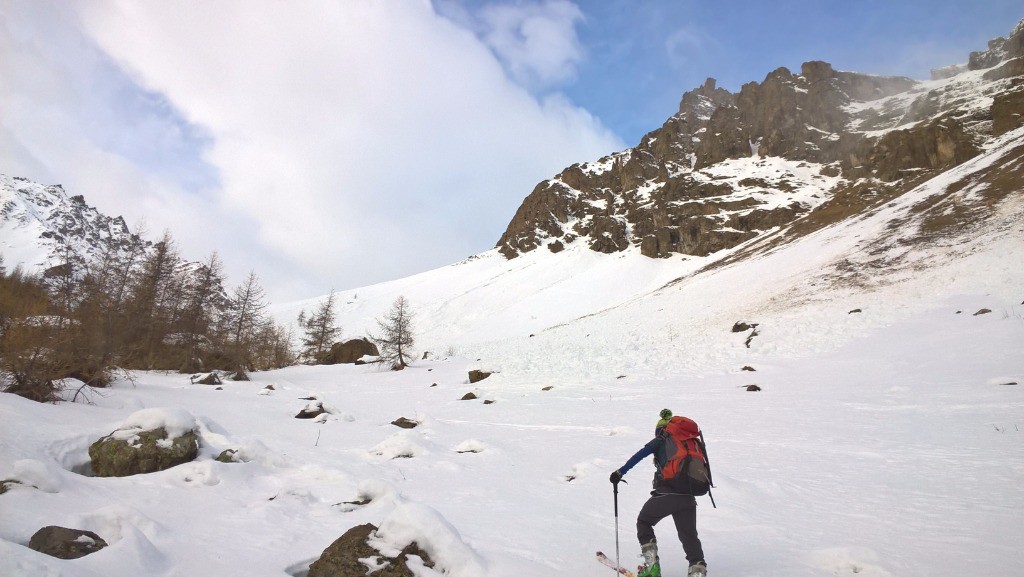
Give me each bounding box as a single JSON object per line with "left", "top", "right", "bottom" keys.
{"left": 0, "top": 231, "right": 292, "bottom": 401}
{"left": 1, "top": 231, "right": 419, "bottom": 403}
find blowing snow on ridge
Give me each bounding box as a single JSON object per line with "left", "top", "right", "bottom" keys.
{"left": 2, "top": 13, "right": 1024, "bottom": 577}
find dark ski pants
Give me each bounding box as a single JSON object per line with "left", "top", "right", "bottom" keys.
{"left": 636, "top": 493, "right": 704, "bottom": 564}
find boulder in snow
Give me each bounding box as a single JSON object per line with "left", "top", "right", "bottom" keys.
{"left": 307, "top": 523, "right": 434, "bottom": 577}
{"left": 28, "top": 526, "right": 108, "bottom": 559}
{"left": 468, "top": 370, "right": 491, "bottom": 383}
{"left": 319, "top": 338, "right": 380, "bottom": 365}
{"left": 88, "top": 409, "right": 199, "bottom": 477}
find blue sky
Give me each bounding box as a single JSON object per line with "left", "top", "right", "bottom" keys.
{"left": 1, "top": 1, "right": 1020, "bottom": 302}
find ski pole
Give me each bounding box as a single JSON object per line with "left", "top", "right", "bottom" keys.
{"left": 699, "top": 431, "right": 718, "bottom": 509}
{"left": 613, "top": 480, "right": 621, "bottom": 574}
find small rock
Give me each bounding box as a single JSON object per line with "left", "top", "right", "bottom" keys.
{"left": 232, "top": 371, "right": 250, "bottom": 381}
{"left": 732, "top": 321, "right": 757, "bottom": 333}
{"left": 391, "top": 417, "right": 419, "bottom": 429}
{"left": 468, "top": 370, "right": 492, "bottom": 383}
{"left": 998, "top": 382, "right": 1019, "bottom": 386}
{"left": 296, "top": 401, "right": 326, "bottom": 419}
{"left": 741, "top": 366, "right": 756, "bottom": 372}
{"left": 460, "top": 392, "right": 478, "bottom": 401}
{"left": 195, "top": 372, "right": 221, "bottom": 385}
{"left": 483, "top": 399, "right": 495, "bottom": 405}
{"left": 541, "top": 386, "right": 554, "bottom": 391}
{"left": 430, "top": 383, "right": 438, "bottom": 387}
{"left": 263, "top": 384, "right": 275, "bottom": 390}
{"left": 744, "top": 329, "right": 759, "bottom": 348}
{"left": 216, "top": 449, "right": 240, "bottom": 463}
{"left": 745, "top": 384, "right": 762, "bottom": 392}
{"left": 29, "top": 526, "right": 108, "bottom": 559}
{"left": 848, "top": 308, "right": 862, "bottom": 314}
{"left": 973, "top": 308, "right": 992, "bottom": 316}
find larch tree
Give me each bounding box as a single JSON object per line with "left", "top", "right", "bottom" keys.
{"left": 372, "top": 295, "right": 415, "bottom": 371}
{"left": 299, "top": 289, "right": 341, "bottom": 363}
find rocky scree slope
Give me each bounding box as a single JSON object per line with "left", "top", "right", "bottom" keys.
{"left": 497, "top": 19, "right": 1024, "bottom": 263}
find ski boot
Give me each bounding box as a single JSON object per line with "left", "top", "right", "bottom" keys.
{"left": 637, "top": 540, "right": 661, "bottom": 577}
{"left": 688, "top": 560, "right": 708, "bottom": 577}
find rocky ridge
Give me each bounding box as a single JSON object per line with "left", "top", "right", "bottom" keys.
{"left": 0, "top": 174, "right": 148, "bottom": 274}
{"left": 496, "top": 19, "right": 1024, "bottom": 262}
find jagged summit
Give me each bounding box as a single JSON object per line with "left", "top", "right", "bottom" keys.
{"left": 496, "top": 19, "right": 1024, "bottom": 262}
{"left": 0, "top": 174, "right": 146, "bottom": 273}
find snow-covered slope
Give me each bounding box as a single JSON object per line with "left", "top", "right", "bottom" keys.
{"left": 7, "top": 125, "right": 1015, "bottom": 575}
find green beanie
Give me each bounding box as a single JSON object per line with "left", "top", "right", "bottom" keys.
{"left": 656, "top": 408, "right": 672, "bottom": 428}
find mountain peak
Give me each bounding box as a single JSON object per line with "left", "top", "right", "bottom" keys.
{"left": 496, "top": 18, "right": 1024, "bottom": 264}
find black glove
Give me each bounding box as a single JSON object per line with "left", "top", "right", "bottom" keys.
{"left": 609, "top": 470, "right": 622, "bottom": 484}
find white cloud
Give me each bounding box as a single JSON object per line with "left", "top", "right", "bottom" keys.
{"left": 3, "top": 0, "right": 623, "bottom": 301}
{"left": 474, "top": 0, "right": 586, "bottom": 89}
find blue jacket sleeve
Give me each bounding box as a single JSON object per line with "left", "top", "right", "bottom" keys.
{"left": 617, "top": 438, "right": 660, "bottom": 476}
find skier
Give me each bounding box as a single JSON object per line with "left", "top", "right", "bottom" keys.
{"left": 610, "top": 409, "right": 708, "bottom": 577}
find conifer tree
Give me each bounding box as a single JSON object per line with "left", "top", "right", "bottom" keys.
{"left": 224, "top": 271, "right": 269, "bottom": 370}
{"left": 372, "top": 295, "right": 415, "bottom": 370}
{"left": 300, "top": 289, "right": 341, "bottom": 363}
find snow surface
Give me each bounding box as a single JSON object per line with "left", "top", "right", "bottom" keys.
{"left": 2, "top": 144, "right": 1023, "bottom": 576}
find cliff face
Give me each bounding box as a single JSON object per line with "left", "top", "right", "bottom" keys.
{"left": 497, "top": 19, "right": 1024, "bottom": 261}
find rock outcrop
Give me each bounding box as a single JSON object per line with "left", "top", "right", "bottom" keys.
{"left": 496, "top": 20, "right": 1024, "bottom": 263}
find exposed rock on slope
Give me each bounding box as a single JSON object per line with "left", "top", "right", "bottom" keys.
{"left": 497, "top": 19, "right": 1024, "bottom": 262}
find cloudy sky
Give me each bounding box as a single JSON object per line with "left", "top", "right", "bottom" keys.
{"left": 2, "top": 0, "right": 1021, "bottom": 302}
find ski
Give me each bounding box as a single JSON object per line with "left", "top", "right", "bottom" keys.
{"left": 596, "top": 551, "right": 637, "bottom": 577}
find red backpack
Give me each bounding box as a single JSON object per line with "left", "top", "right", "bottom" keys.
{"left": 656, "top": 416, "right": 712, "bottom": 496}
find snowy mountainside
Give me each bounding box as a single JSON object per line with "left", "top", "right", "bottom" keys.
{"left": 496, "top": 19, "right": 1024, "bottom": 268}
{"left": 274, "top": 125, "right": 1023, "bottom": 382}
{"left": 0, "top": 174, "right": 146, "bottom": 273}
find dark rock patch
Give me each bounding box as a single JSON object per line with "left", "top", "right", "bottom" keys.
{"left": 732, "top": 321, "right": 759, "bottom": 333}
{"left": 391, "top": 417, "right": 419, "bottom": 429}
{"left": 744, "top": 329, "right": 759, "bottom": 348}
{"left": 319, "top": 338, "right": 380, "bottom": 365}
{"left": 29, "top": 526, "right": 108, "bottom": 559}
{"left": 741, "top": 366, "right": 756, "bottom": 372}
{"left": 296, "top": 401, "right": 327, "bottom": 419}
{"left": 468, "top": 370, "right": 492, "bottom": 383}
{"left": 216, "top": 449, "right": 241, "bottom": 463}
{"left": 745, "top": 384, "right": 762, "bottom": 392}
{"left": 193, "top": 372, "right": 222, "bottom": 385}
{"left": 973, "top": 308, "right": 992, "bottom": 316}
{"left": 848, "top": 308, "right": 862, "bottom": 314}
{"left": 460, "top": 392, "right": 478, "bottom": 401}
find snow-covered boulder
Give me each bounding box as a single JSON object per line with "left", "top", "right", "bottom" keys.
{"left": 307, "top": 523, "right": 434, "bottom": 577}
{"left": 28, "top": 526, "right": 108, "bottom": 559}
{"left": 88, "top": 408, "right": 199, "bottom": 477}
